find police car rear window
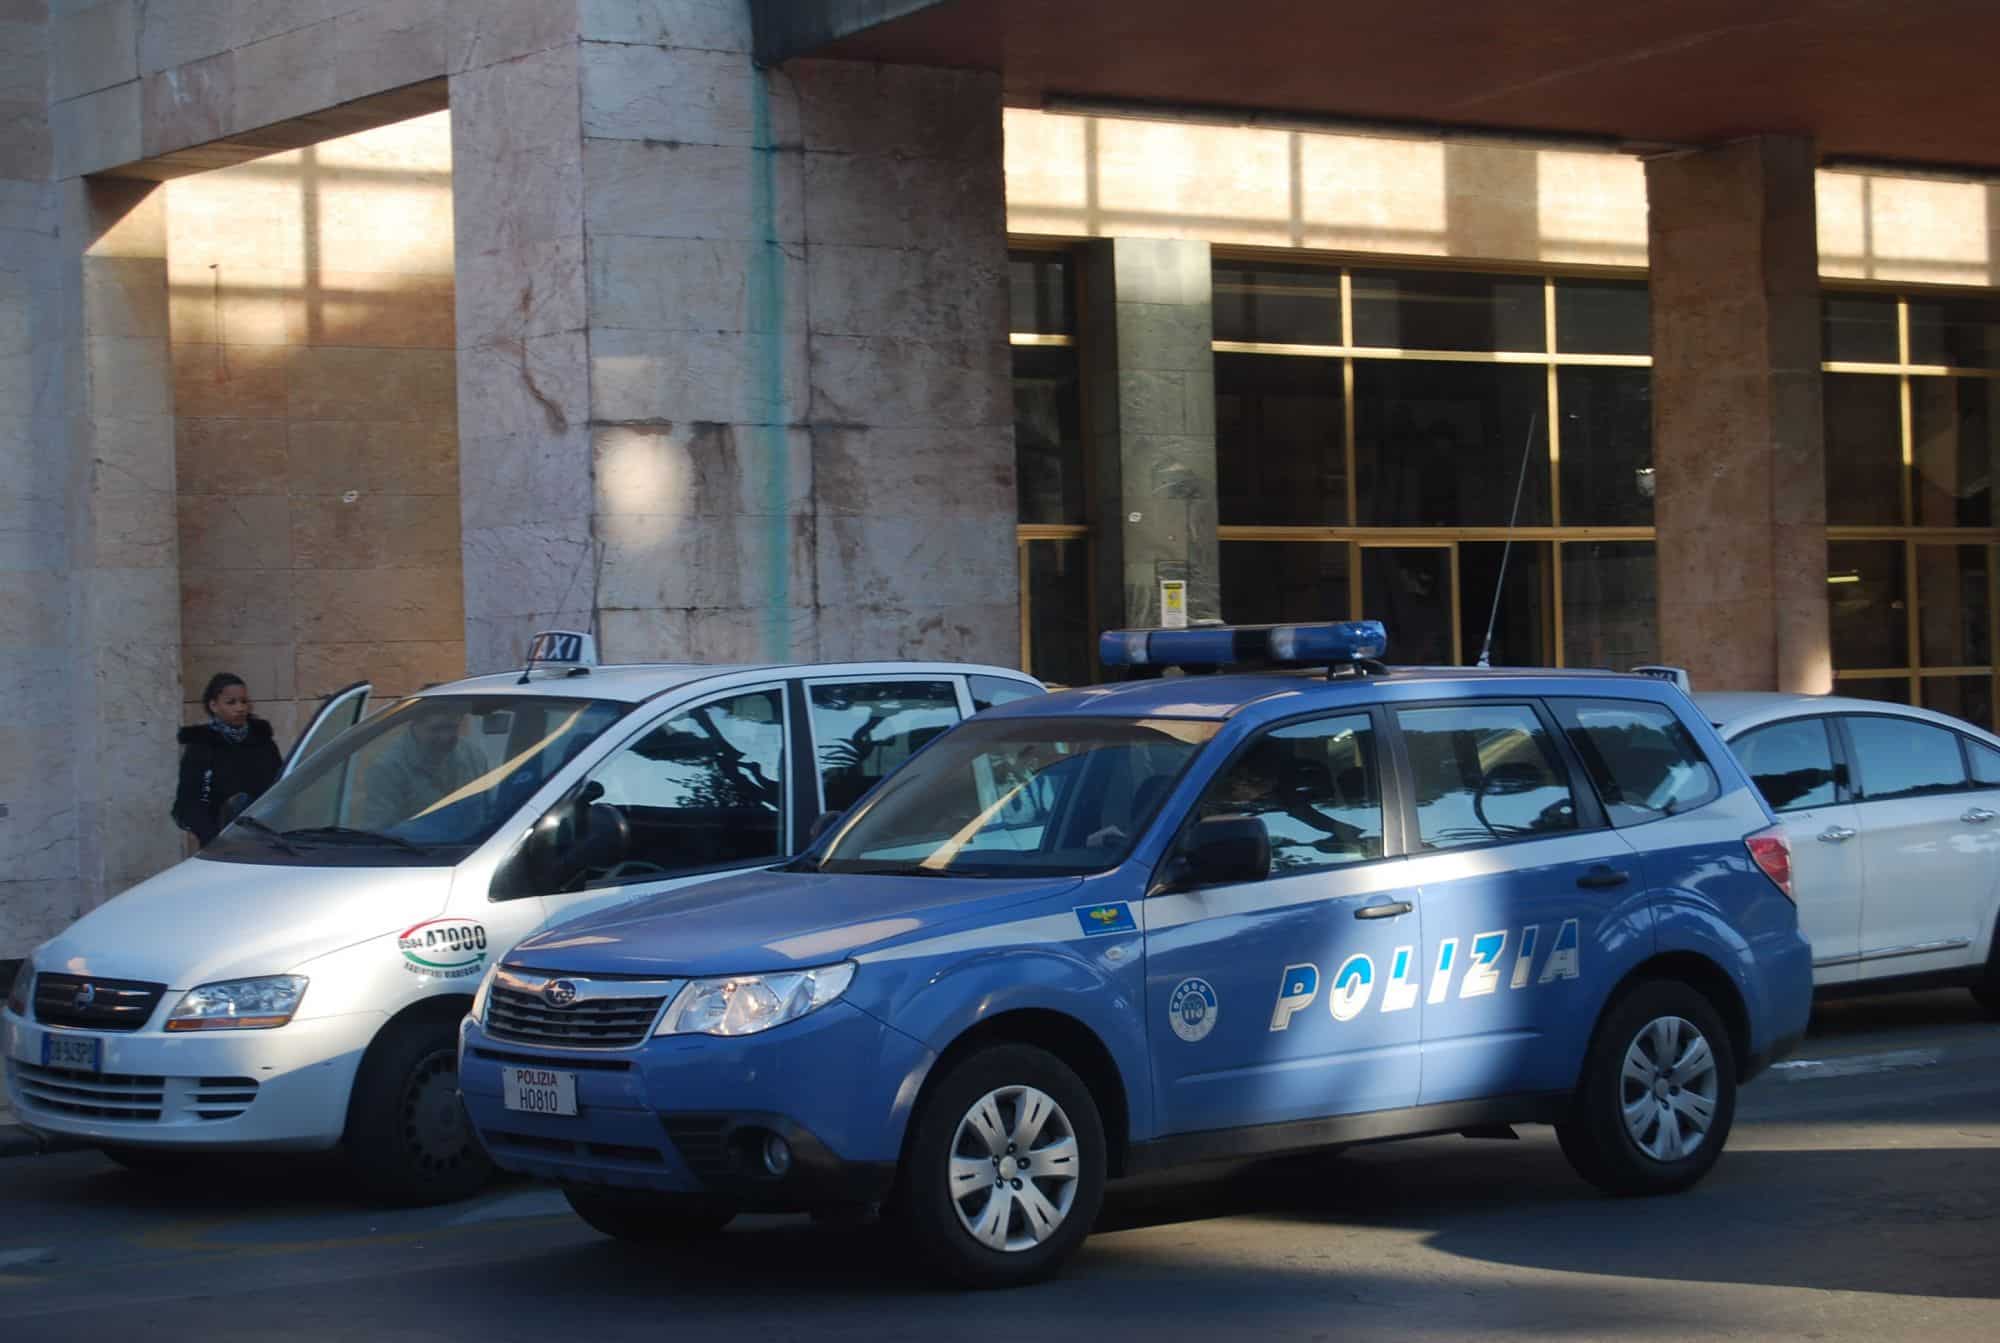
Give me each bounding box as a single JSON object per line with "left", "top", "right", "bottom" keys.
{"left": 1554, "top": 698, "right": 1719, "bottom": 826}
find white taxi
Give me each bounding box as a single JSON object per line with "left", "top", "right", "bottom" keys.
{"left": 1699, "top": 692, "right": 2000, "bottom": 1012}
{"left": 2, "top": 633, "right": 1041, "bottom": 1202}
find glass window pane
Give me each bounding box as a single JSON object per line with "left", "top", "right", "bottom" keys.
{"left": 1025, "top": 538, "right": 1092, "bottom": 688}
{"left": 1396, "top": 703, "right": 1580, "bottom": 849}
{"left": 590, "top": 689, "right": 786, "bottom": 877}
{"left": 1908, "top": 295, "right": 2000, "bottom": 368}
{"left": 1351, "top": 270, "right": 1544, "bottom": 352}
{"left": 1354, "top": 362, "right": 1549, "bottom": 525}
{"left": 1554, "top": 280, "right": 1649, "bottom": 356}
{"left": 1216, "top": 352, "right": 1346, "bottom": 525}
{"left": 1968, "top": 736, "right": 2000, "bottom": 784}
{"left": 1362, "top": 547, "right": 1453, "bottom": 665}
{"left": 1835, "top": 677, "right": 1911, "bottom": 707}
{"left": 1013, "top": 346, "right": 1085, "bottom": 525}
{"left": 810, "top": 680, "right": 962, "bottom": 814}
{"left": 1845, "top": 714, "right": 1969, "bottom": 799}
{"left": 1558, "top": 366, "right": 1654, "bottom": 525}
{"left": 1561, "top": 541, "right": 1658, "bottom": 670}
{"left": 1916, "top": 545, "right": 1990, "bottom": 668}
{"left": 1194, "top": 714, "right": 1384, "bottom": 872}
{"left": 1921, "top": 676, "right": 1994, "bottom": 732}
{"left": 1824, "top": 373, "right": 1905, "bottom": 525}
{"left": 1910, "top": 376, "right": 1996, "bottom": 528}
{"left": 1458, "top": 540, "right": 1550, "bottom": 668}
{"left": 969, "top": 674, "right": 1041, "bottom": 712}
{"left": 1212, "top": 263, "right": 1340, "bottom": 345}
{"left": 1828, "top": 540, "right": 1909, "bottom": 669}
{"left": 1557, "top": 698, "right": 1719, "bottom": 826}
{"left": 1220, "top": 541, "right": 1350, "bottom": 626}
{"left": 1822, "top": 294, "right": 1900, "bottom": 364}
{"left": 1731, "top": 718, "right": 1839, "bottom": 813}
{"left": 1007, "top": 251, "right": 1072, "bottom": 335}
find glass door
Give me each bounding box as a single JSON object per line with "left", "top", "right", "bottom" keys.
{"left": 1361, "top": 543, "right": 1458, "bottom": 665}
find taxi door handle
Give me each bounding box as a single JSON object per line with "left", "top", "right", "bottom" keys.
{"left": 1818, "top": 825, "right": 1857, "bottom": 843}
{"left": 1576, "top": 866, "right": 1629, "bottom": 890}
{"left": 1963, "top": 808, "right": 1997, "bottom": 824}
{"left": 1354, "top": 901, "right": 1413, "bottom": 920}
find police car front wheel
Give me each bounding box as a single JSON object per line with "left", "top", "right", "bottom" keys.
{"left": 1557, "top": 980, "right": 1738, "bottom": 1198}
{"left": 897, "top": 1044, "right": 1106, "bottom": 1288}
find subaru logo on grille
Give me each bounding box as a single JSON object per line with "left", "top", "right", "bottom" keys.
{"left": 543, "top": 979, "right": 578, "bottom": 1009}
{"left": 73, "top": 982, "right": 96, "bottom": 1010}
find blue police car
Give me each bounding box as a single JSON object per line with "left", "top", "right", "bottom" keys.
{"left": 457, "top": 622, "right": 1812, "bottom": 1287}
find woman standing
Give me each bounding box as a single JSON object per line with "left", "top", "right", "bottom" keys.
{"left": 173, "top": 673, "right": 283, "bottom": 847}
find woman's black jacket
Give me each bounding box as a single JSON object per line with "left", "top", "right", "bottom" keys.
{"left": 173, "top": 718, "right": 283, "bottom": 846}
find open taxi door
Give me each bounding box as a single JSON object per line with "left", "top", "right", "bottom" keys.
{"left": 283, "top": 681, "right": 372, "bottom": 778}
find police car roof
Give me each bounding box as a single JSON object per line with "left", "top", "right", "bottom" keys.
{"left": 419, "top": 661, "right": 1036, "bottom": 706}
{"left": 984, "top": 665, "right": 1678, "bottom": 721}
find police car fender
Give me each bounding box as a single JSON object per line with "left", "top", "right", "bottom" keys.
{"left": 855, "top": 917, "right": 1159, "bottom": 1143}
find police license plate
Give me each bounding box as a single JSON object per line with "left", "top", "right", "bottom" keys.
{"left": 501, "top": 1066, "right": 577, "bottom": 1117}
{"left": 42, "top": 1032, "right": 101, "bottom": 1074}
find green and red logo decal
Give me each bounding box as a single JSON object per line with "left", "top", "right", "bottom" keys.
{"left": 398, "top": 918, "right": 489, "bottom": 979}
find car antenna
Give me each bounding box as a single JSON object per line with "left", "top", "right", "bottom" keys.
{"left": 1475, "top": 411, "right": 1539, "bottom": 669}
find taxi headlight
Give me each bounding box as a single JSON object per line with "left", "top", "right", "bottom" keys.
{"left": 655, "top": 962, "right": 856, "bottom": 1038}
{"left": 469, "top": 961, "right": 502, "bottom": 1023}
{"left": 5, "top": 961, "right": 30, "bottom": 1017}
{"left": 166, "top": 975, "right": 308, "bottom": 1031}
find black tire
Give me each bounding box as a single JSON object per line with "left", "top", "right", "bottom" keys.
{"left": 893, "top": 1043, "right": 1106, "bottom": 1289}
{"left": 1971, "top": 932, "right": 2000, "bottom": 1017}
{"left": 1556, "top": 979, "right": 1738, "bottom": 1197}
{"left": 342, "top": 1014, "right": 493, "bottom": 1206}
{"left": 563, "top": 1186, "right": 735, "bottom": 1242}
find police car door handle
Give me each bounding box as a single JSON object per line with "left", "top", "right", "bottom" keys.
{"left": 1354, "top": 900, "right": 1412, "bottom": 920}
{"left": 1818, "top": 825, "right": 1858, "bottom": 842}
{"left": 1963, "top": 808, "right": 1997, "bottom": 824}
{"left": 1575, "top": 866, "right": 1629, "bottom": 890}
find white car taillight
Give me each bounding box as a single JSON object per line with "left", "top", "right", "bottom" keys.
{"left": 1745, "top": 826, "right": 1794, "bottom": 902}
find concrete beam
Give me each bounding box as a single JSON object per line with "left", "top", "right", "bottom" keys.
{"left": 750, "top": 0, "right": 952, "bottom": 66}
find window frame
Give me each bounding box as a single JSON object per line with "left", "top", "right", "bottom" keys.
{"left": 1548, "top": 694, "right": 1722, "bottom": 828}
{"left": 801, "top": 673, "right": 973, "bottom": 819}
{"left": 1832, "top": 710, "right": 1977, "bottom": 804}
{"left": 1382, "top": 696, "right": 1608, "bottom": 856}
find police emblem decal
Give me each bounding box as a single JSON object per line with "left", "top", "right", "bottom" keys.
{"left": 1168, "top": 977, "right": 1218, "bottom": 1043}
{"left": 543, "top": 979, "right": 578, "bottom": 1009}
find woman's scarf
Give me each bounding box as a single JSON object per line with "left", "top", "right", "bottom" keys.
{"left": 210, "top": 717, "right": 251, "bottom": 745}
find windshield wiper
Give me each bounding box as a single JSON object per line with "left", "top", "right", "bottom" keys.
{"left": 283, "top": 825, "right": 433, "bottom": 856}
{"left": 230, "top": 814, "right": 300, "bottom": 856}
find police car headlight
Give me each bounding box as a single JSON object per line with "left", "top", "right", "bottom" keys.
{"left": 469, "top": 962, "right": 502, "bottom": 1024}
{"left": 165, "top": 976, "right": 309, "bottom": 1031}
{"left": 655, "top": 962, "right": 856, "bottom": 1038}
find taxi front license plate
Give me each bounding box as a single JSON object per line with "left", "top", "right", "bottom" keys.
{"left": 42, "top": 1033, "right": 101, "bottom": 1074}
{"left": 501, "top": 1066, "right": 577, "bottom": 1117}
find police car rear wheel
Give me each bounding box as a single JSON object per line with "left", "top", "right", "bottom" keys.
{"left": 562, "top": 1186, "right": 734, "bottom": 1242}
{"left": 343, "top": 1018, "right": 494, "bottom": 1206}
{"left": 898, "top": 1044, "right": 1105, "bottom": 1288}
{"left": 1557, "top": 980, "right": 1737, "bottom": 1197}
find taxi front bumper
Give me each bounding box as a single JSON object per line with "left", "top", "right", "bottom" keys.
{"left": 458, "top": 1001, "right": 931, "bottom": 1207}
{"left": 2, "top": 1005, "right": 383, "bottom": 1151}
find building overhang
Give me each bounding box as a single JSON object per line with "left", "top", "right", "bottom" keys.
{"left": 758, "top": 0, "right": 2000, "bottom": 174}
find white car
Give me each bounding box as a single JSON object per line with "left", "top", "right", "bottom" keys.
{"left": 2, "top": 633, "right": 1041, "bottom": 1202}
{"left": 1698, "top": 692, "right": 2000, "bottom": 1013}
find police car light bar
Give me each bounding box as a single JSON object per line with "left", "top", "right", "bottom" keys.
{"left": 1100, "top": 620, "right": 1388, "bottom": 669}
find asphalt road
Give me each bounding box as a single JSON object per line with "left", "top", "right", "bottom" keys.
{"left": 2, "top": 990, "right": 1995, "bottom": 1341}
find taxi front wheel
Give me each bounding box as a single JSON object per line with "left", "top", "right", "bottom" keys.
{"left": 343, "top": 1016, "right": 494, "bottom": 1206}
{"left": 895, "top": 1043, "right": 1106, "bottom": 1289}
{"left": 1556, "top": 980, "right": 1738, "bottom": 1198}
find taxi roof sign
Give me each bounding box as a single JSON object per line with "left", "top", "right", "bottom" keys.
{"left": 519, "top": 629, "right": 597, "bottom": 682}
{"left": 1630, "top": 664, "right": 1692, "bottom": 693}
{"left": 1100, "top": 620, "right": 1388, "bottom": 670}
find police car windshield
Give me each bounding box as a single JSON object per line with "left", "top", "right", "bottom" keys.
{"left": 814, "top": 715, "right": 1220, "bottom": 877}
{"left": 209, "top": 695, "right": 628, "bottom": 866}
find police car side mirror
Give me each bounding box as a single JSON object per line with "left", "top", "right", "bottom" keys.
{"left": 1179, "top": 815, "right": 1271, "bottom": 889}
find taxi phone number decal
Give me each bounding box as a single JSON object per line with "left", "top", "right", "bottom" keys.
{"left": 399, "top": 918, "right": 489, "bottom": 978}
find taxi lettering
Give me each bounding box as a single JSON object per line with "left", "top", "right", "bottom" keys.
{"left": 1267, "top": 918, "right": 1583, "bottom": 1031}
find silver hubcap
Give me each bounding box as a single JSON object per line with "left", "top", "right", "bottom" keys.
{"left": 948, "top": 1085, "right": 1080, "bottom": 1253}
{"left": 1619, "top": 1015, "right": 1719, "bottom": 1163}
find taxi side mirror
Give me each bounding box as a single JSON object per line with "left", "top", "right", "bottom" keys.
{"left": 1179, "top": 815, "right": 1271, "bottom": 888}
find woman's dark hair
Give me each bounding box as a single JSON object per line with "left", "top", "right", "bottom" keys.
{"left": 201, "top": 673, "right": 247, "bottom": 710}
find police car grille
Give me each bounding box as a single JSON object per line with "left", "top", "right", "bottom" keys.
{"left": 32, "top": 973, "right": 166, "bottom": 1032}
{"left": 485, "top": 985, "right": 667, "bottom": 1047}
{"left": 13, "top": 1061, "right": 166, "bottom": 1121}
